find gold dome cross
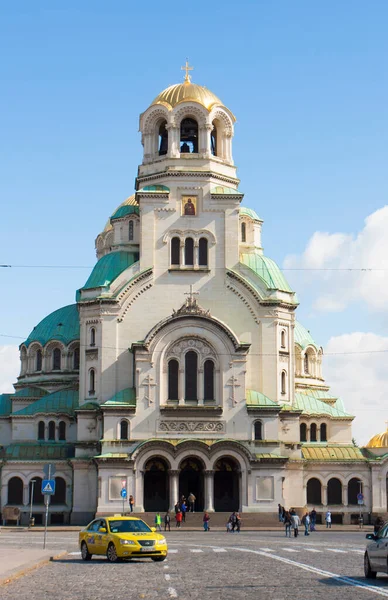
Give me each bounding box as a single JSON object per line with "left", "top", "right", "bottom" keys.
{"left": 181, "top": 59, "right": 193, "bottom": 83}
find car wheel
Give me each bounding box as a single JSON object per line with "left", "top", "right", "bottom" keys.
{"left": 81, "top": 541, "right": 92, "bottom": 561}
{"left": 364, "top": 553, "right": 377, "bottom": 579}
{"left": 151, "top": 556, "right": 167, "bottom": 562}
{"left": 107, "top": 542, "right": 119, "bottom": 562}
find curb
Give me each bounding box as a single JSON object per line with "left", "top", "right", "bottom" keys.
{"left": 0, "top": 551, "right": 68, "bottom": 586}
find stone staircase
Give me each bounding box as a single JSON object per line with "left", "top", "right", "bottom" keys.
{"left": 126, "top": 511, "right": 279, "bottom": 528}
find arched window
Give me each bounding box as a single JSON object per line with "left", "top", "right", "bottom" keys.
{"left": 204, "top": 359, "right": 214, "bottom": 401}
{"left": 129, "top": 220, "right": 134, "bottom": 241}
{"left": 327, "top": 477, "right": 342, "bottom": 504}
{"left": 280, "top": 330, "right": 286, "bottom": 348}
{"left": 185, "top": 351, "right": 198, "bottom": 401}
{"left": 90, "top": 328, "right": 96, "bottom": 347}
{"left": 180, "top": 118, "right": 198, "bottom": 153}
{"left": 310, "top": 423, "right": 317, "bottom": 442}
{"left": 320, "top": 423, "right": 327, "bottom": 442}
{"left": 307, "top": 478, "right": 322, "bottom": 504}
{"left": 73, "top": 347, "right": 80, "bottom": 370}
{"left": 254, "top": 421, "right": 263, "bottom": 440}
{"left": 281, "top": 371, "right": 286, "bottom": 395}
{"left": 211, "top": 123, "right": 217, "bottom": 156}
{"left": 89, "top": 369, "right": 95, "bottom": 395}
{"left": 348, "top": 478, "right": 362, "bottom": 505}
{"left": 120, "top": 420, "right": 129, "bottom": 440}
{"left": 184, "top": 238, "right": 194, "bottom": 266}
{"left": 304, "top": 353, "right": 309, "bottom": 374}
{"left": 29, "top": 477, "right": 44, "bottom": 505}
{"left": 8, "top": 476, "right": 23, "bottom": 504}
{"left": 51, "top": 477, "right": 66, "bottom": 505}
{"left": 300, "top": 423, "right": 307, "bottom": 442}
{"left": 158, "top": 120, "right": 168, "bottom": 156}
{"left": 36, "top": 349, "right": 42, "bottom": 371}
{"left": 168, "top": 359, "right": 179, "bottom": 400}
{"left": 199, "top": 238, "right": 208, "bottom": 267}
{"left": 171, "top": 237, "right": 180, "bottom": 266}
{"left": 52, "top": 348, "right": 61, "bottom": 371}
{"left": 38, "top": 421, "right": 45, "bottom": 440}
{"left": 58, "top": 421, "right": 66, "bottom": 441}
{"left": 48, "top": 421, "right": 56, "bottom": 441}
{"left": 241, "top": 222, "right": 246, "bottom": 243}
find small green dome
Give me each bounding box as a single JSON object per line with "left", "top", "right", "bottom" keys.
{"left": 80, "top": 251, "right": 139, "bottom": 292}
{"left": 294, "top": 321, "right": 320, "bottom": 350}
{"left": 24, "top": 305, "right": 79, "bottom": 348}
{"left": 239, "top": 251, "right": 293, "bottom": 293}
{"left": 240, "top": 206, "right": 262, "bottom": 221}
{"left": 111, "top": 205, "right": 139, "bottom": 220}
{"left": 211, "top": 186, "right": 243, "bottom": 196}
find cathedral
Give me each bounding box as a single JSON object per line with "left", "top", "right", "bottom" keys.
{"left": 1, "top": 67, "right": 387, "bottom": 525}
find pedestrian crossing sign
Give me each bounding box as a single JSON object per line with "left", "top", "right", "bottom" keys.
{"left": 42, "top": 479, "right": 55, "bottom": 495}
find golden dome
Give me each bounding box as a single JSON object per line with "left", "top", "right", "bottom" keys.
{"left": 103, "top": 194, "right": 137, "bottom": 233}
{"left": 366, "top": 428, "right": 388, "bottom": 448}
{"left": 152, "top": 81, "right": 223, "bottom": 112}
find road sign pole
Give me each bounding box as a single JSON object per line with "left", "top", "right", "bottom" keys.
{"left": 43, "top": 464, "right": 51, "bottom": 549}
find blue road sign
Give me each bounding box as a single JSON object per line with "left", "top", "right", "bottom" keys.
{"left": 42, "top": 479, "right": 56, "bottom": 495}
{"left": 120, "top": 488, "right": 127, "bottom": 499}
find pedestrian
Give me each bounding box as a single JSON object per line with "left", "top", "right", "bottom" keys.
{"left": 175, "top": 510, "right": 182, "bottom": 528}
{"left": 325, "top": 510, "right": 332, "bottom": 529}
{"left": 164, "top": 511, "right": 171, "bottom": 532}
{"left": 278, "top": 503, "right": 283, "bottom": 522}
{"left": 236, "top": 512, "right": 242, "bottom": 533}
{"left": 129, "top": 494, "right": 135, "bottom": 512}
{"left": 310, "top": 508, "right": 317, "bottom": 531}
{"left": 188, "top": 492, "right": 196, "bottom": 513}
{"left": 181, "top": 501, "right": 187, "bottom": 522}
{"left": 374, "top": 515, "right": 384, "bottom": 536}
{"left": 155, "top": 512, "right": 162, "bottom": 532}
{"left": 284, "top": 511, "right": 292, "bottom": 537}
{"left": 203, "top": 511, "right": 210, "bottom": 532}
{"left": 291, "top": 511, "right": 300, "bottom": 537}
{"left": 301, "top": 512, "right": 310, "bottom": 536}
{"left": 174, "top": 502, "right": 180, "bottom": 514}
{"left": 229, "top": 511, "right": 238, "bottom": 532}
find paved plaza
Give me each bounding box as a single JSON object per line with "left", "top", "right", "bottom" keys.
{"left": 1, "top": 530, "right": 388, "bottom": 599}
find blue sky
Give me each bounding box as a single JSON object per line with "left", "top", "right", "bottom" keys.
{"left": 1, "top": 1, "right": 388, "bottom": 442}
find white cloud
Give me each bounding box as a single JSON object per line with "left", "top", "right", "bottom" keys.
{"left": 0, "top": 346, "right": 20, "bottom": 393}
{"left": 324, "top": 332, "right": 388, "bottom": 446}
{"left": 284, "top": 205, "right": 388, "bottom": 312}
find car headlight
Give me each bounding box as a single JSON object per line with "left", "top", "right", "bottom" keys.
{"left": 120, "top": 539, "right": 136, "bottom": 545}
{"left": 156, "top": 537, "right": 166, "bottom": 545}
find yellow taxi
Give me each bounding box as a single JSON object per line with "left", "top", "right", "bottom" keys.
{"left": 79, "top": 516, "right": 168, "bottom": 562}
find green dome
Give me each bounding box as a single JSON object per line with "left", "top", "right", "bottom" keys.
{"left": 240, "top": 206, "right": 262, "bottom": 221}
{"left": 138, "top": 185, "right": 170, "bottom": 193}
{"left": 81, "top": 251, "right": 139, "bottom": 291}
{"left": 294, "top": 321, "right": 320, "bottom": 350}
{"left": 239, "top": 251, "right": 294, "bottom": 293}
{"left": 211, "top": 186, "right": 243, "bottom": 196}
{"left": 24, "top": 305, "right": 79, "bottom": 348}
{"left": 111, "top": 205, "right": 139, "bottom": 220}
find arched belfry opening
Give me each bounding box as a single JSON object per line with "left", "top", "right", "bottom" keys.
{"left": 214, "top": 457, "right": 239, "bottom": 511}
{"left": 180, "top": 118, "right": 198, "bottom": 153}
{"left": 144, "top": 458, "right": 169, "bottom": 512}
{"left": 179, "top": 457, "right": 204, "bottom": 511}
{"left": 158, "top": 120, "right": 168, "bottom": 155}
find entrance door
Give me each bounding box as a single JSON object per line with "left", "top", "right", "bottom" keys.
{"left": 214, "top": 457, "right": 239, "bottom": 512}
{"left": 144, "top": 458, "right": 169, "bottom": 512}
{"left": 179, "top": 458, "right": 204, "bottom": 511}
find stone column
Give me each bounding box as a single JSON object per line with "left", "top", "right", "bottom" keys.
{"left": 200, "top": 124, "right": 212, "bottom": 157}
{"left": 169, "top": 470, "right": 180, "bottom": 511}
{"left": 179, "top": 369, "right": 185, "bottom": 404}
{"left": 135, "top": 469, "right": 145, "bottom": 512}
{"left": 167, "top": 125, "right": 180, "bottom": 158}
{"left": 180, "top": 240, "right": 185, "bottom": 268}
{"left": 322, "top": 485, "right": 328, "bottom": 506}
{"left": 204, "top": 470, "right": 215, "bottom": 512}
{"left": 342, "top": 485, "right": 348, "bottom": 507}
{"left": 194, "top": 240, "right": 199, "bottom": 269}
{"left": 198, "top": 368, "right": 204, "bottom": 405}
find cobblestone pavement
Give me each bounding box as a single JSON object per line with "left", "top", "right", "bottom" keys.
{"left": 2, "top": 531, "right": 388, "bottom": 599}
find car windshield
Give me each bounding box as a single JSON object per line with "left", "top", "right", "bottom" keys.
{"left": 108, "top": 520, "right": 152, "bottom": 534}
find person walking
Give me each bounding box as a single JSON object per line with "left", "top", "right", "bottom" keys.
{"left": 175, "top": 510, "right": 182, "bottom": 528}
{"left": 229, "top": 512, "right": 238, "bottom": 532}
{"left": 181, "top": 501, "right": 187, "bottom": 522}
{"left": 235, "top": 512, "right": 242, "bottom": 533}
{"left": 203, "top": 511, "right": 210, "bottom": 532}
{"left": 278, "top": 503, "right": 283, "bottom": 522}
{"left": 310, "top": 508, "right": 317, "bottom": 531}
{"left": 164, "top": 511, "right": 171, "bottom": 532}
{"left": 291, "top": 511, "right": 300, "bottom": 537}
{"left": 284, "top": 511, "right": 292, "bottom": 537}
{"left": 325, "top": 510, "right": 332, "bottom": 529}
{"left": 188, "top": 492, "right": 196, "bottom": 513}
{"left": 129, "top": 495, "right": 135, "bottom": 512}
{"left": 302, "top": 512, "right": 310, "bottom": 536}
{"left": 155, "top": 512, "right": 162, "bottom": 532}
{"left": 174, "top": 502, "right": 180, "bottom": 514}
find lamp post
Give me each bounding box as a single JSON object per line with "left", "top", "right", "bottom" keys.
{"left": 29, "top": 480, "right": 36, "bottom": 527}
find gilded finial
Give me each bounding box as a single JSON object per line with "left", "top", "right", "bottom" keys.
{"left": 181, "top": 58, "right": 193, "bottom": 83}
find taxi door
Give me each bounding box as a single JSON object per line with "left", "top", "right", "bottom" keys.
{"left": 370, "top": 524, "right": 388, "bottom": 570}
{"left": 84, "top": 520, "right": 101, "bottom": 554}
{"left": 95, "top": 519, "right": 109, "bottom": 555}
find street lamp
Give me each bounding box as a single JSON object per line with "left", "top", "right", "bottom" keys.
{"left": 29, "top": 480, "right": 36, "bottom": 527}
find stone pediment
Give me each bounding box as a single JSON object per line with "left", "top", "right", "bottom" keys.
{"left": 172, "top": 296, "right": 210, "bottom": 318}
